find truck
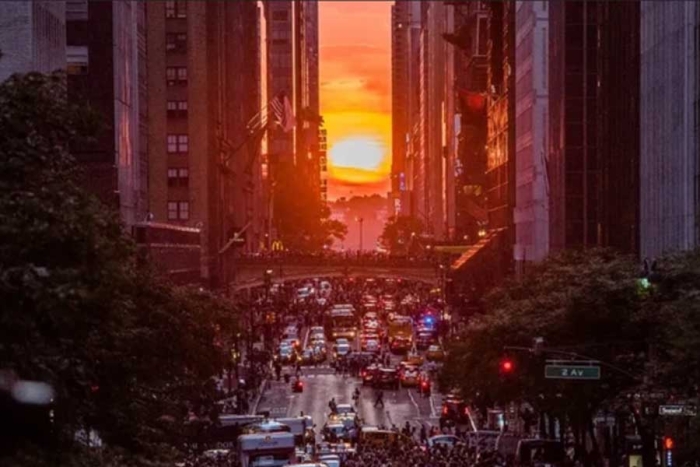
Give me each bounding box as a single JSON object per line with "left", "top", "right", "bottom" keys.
{"left": 238, "top": 432, "right": 296, "bottom": 467}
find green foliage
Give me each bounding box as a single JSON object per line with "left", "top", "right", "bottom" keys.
{"left": 379, "top": 215, "right": 425, "bottom": 254}
{"left": 0, "top": 73, "right": 237, "bottom": 465}
{"left": 441, "top": 249, "right": 645, "bottom": 419}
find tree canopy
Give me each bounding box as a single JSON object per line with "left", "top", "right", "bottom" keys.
{"left": 0, "top": 73, "right": 237, "bottom": 464}
{"left": 379, "top": 215, "right": 425, "bottom": 255}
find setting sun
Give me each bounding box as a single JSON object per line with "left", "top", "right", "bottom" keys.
{"left": 330, "top": 137, "right": 385, "bottom": 171}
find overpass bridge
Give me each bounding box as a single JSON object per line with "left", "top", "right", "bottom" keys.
{"left": 230, "top": 256, "right": 441, "bottom": 291}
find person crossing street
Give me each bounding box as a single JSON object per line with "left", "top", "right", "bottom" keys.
{"left": 373, "top": 389, "right": 384, "bottom": 408}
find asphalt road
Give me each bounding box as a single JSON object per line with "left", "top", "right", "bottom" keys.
{"left": 258, "top": 329, "right": 444, "bottom": 441}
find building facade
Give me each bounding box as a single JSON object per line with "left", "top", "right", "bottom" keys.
{"left": 513, "top": 0, "right": 549, "bottom": 269}
{"left": 391, "top": 0, "right": 411, "bottom": 215}
{"left": 639, "top": 1, "right": 700, "bottom": 258}
{"left": 66, "top": 0, "right": 148, "bottom": 227}
{"left": 147, "top": 0, "right": 263, "bottom": 289}
{"left": 0, "top": 1, "right": 66, "bottom": 82}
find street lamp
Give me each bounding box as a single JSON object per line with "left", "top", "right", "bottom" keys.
{"left": 355, "top": 217, "right": 364, "bottom": 252}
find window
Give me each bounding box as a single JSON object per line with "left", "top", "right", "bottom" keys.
{"left": 167, "top": 135, "right": 178, "bottom": 153}
{"left": 166, "top": 67, "right": 187, "bottom": 86}
{"left": 166, "top": 33, "right": 187, "bottom": 53}
{"left": 167, "top": 201, "right": 190, "bottom": 220}
{"left": 167, "top": 100, "right": 188, "bottom": 118}
{"left": 66, "top": 0, "right": 88, "bottom": 21}
{"left": 167, "top": 201, "right": 178, "bottom": 220}
{"left": 166, "top": 1, "right": 186, "bottom": 19}
{"left": 177, "top": 135, "right": 189, "bottom": 153}
{"left": 168, "top": 168, "right": 189, "bottom": 187}
{"left": 167, "top": 134, "right": 188, "bottom": 153}
{"left": 66, "top": 45, "right": 89, "bottom": 75}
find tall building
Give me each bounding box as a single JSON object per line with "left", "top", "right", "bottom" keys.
{"left": 548, "top": 1, "right": 641, "bottom": 256}
{"left": 391, "top": 0, "right": 410, "bottom": 215}
{"left": 485, "top": 0, "right": 516, "bottom": 252}
{"left": 147, "top": 0, "right": 263, "bottom": 289}
{"left": 265, "top": 0, "right": 321, "bottom": 248}
{"left": 639, "top": 1, "right": 700, "bottom": 258}
{"left": 0, "top": 1, "right": 66, "bottom": 82}
{"left": 451, "top": 1, "right": 489, "bottom": 244}
{"left": 513, "top": 0, "right": 549, "bottom": 269}
{"left": 404, "top": 0, "right": 423, "bottom": 220}
{"left": 548, "top": 1, "right": 600, "bottom": 251}
{"left": 66, "top": 0, "right": 148, "bottom": 227}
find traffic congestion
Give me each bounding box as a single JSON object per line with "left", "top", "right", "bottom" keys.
{"left": 178, "top": 276, "right": 543, "bottom": 467}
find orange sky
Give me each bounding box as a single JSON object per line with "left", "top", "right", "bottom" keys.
{"left": 319, "top": 1, "right": 392, "bottom": 200}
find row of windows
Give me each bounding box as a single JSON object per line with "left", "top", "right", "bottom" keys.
{"left": 165, "top": 1, "right": 187, "bottom": 19}
{"left": 166, "top": 67, "right": 187, "bottom": 86}
{"left": 167, "top": 134, "right": 189, "bottom": 153}
{"left": 168, "top": 201, "right": 190, "bottom": 220}
{"left": 167, "top": 100, "right": 188, "bottom": 118}
{"left": 168, "top": 168, "right": 189, "bottom": 187}
{"left": 166, "top": 33, "right": 187, "bottom": 53}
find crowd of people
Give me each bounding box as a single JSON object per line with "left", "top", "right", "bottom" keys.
{"left": 345, "top": 442, "right": 503, "bottom": 467}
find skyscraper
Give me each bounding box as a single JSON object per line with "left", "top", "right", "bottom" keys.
{"left": 391, "top": 1, "right": 410, "bottom": 215}
{"left": 0, "top": 1, "right": 66, "bottom": 82}
{"left": 639, "top": 1, "right": 700, "bottom": 258}
{"left": 147, "top": 0, "right": 263, "bottom": 289}
{"left": 66, "top": 0, "right": 148, "bottom": 227}
{"left": 513, "top": 0, "right": 549, "bottom": 269}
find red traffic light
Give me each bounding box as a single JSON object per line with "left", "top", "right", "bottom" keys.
{"left": 500, "top": 359, "right": 514, "bottom": 373}
{"left": 664, "top": 437, "right": 674, "bottom": 450}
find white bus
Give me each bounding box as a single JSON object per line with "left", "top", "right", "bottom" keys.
{"left": 238, "top": 432, "right": 296, "bottom": 467}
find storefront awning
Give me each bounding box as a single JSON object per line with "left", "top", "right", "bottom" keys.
{"left": 450, "top": 228, "right": 506, "bottom": 272}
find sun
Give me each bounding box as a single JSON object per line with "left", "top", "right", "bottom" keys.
{"left": 329, "top": 137, "right": 385, "bottom": 171}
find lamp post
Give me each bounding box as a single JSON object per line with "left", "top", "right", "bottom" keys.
{"left": 355, "top": 217, "right": 364, "bottom": 252}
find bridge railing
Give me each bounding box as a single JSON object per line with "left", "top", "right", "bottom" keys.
{"left": 235, "top": 252, "right": 438, "bottom": 269}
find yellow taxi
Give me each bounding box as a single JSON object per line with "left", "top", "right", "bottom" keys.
{"left": 426, "top": 344, "right": 446, "bottom": 362}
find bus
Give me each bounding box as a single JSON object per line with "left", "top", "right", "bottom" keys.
{"left": 388, "top": 316, "right": 413, "bottom": 343}
{"left": 185, "top": 414, "right": 264, "bottom": 452}
{"left": 328, "top": 308, "right": 358, "bottom": 340}
{"left": 238, "top": 432, "right": 296, "bottom": 467}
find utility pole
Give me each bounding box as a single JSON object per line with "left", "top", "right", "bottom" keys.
{"left": 356, "top": 217, "right": 364, "bottom": 251}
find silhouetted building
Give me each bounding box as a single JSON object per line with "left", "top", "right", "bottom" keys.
{"left": 147, "top": 0, "right": 263, "bottom": 289}
{"left": 66, "top": 0, "right": 148, "bottom": 227}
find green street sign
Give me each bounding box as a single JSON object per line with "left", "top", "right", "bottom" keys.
{"left": 545, "top": 364, "right": 601, "bottom": 380}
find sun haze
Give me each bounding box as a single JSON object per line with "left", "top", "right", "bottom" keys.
{"left": 319, "top": 1, "right": 392, "bottom": 200}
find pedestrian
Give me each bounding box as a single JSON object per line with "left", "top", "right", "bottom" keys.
{"left": 374, "top": 390, "right": 384, "bottom": 408}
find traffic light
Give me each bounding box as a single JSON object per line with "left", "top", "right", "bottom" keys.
{"left": 663, "top": 437, "right": 674, "bottom": 450}
{"left": 500, "top": 358, "right": 515, "bottom": 374}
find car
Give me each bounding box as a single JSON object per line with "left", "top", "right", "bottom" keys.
{"left": 416, "top": 332, "right": 435, "bottom": 350}
{"left": 376, "top": 368, "right": 400, "bottom": 390}
{"left": 278, "top": 346, "right": 296, "bottom": 364}
{"left": 405, "top": 353, "right": 424, "bottom": 366}
{"left": 426, "top": 344, "right": 446, "bottom": 361}
{"left": 361, "top": 364, "right": 380, "bottom": 385}
{"left": 390, "top": 337, "right": 412, "bottom": 354}
{"left": 317, "top": 454, "right": 341, "bottom": 467}
{"left": 333, "top": 342, "right": 351, "bottom": 359}
{"left": 300, "top": 348, "right": 316, "bottom": 365}
{"left": 335, "top": 403, "right": 356, "bottom": 417}
{"left": 309, "top": 326, "right": 325, "bottom": 336}
{"left": 400, "top": 366, "right": 420, "bottom": 387}
{"left": 335, "top": 338, "right": 349, "bottom": 346}
{"left": 292, "top": 379, "right": 304, "bottom": 393}
{"left": 440, "top": 395, "right": 470, "bottom": 428}
{"left": 427, "top": 435, "right": 461, "bottom": 449}
{"left": 418, "top": 374, "right": 431, "bottom": 396}
{"left": 322, "top": 422, "right": 354, "bottom": 443}
{"left": 364, "top": 339, "right": 380, "bottom": 353}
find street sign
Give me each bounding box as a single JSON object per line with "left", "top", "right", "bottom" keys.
{"left": 659, "top": 404, "right": 697, "bottom": 417}
{"left": 545, "top": 364, "right": 601, "bottom": 380}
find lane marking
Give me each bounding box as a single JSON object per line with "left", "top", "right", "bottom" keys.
{"left": 407, "top": 388, "right": 420, "bottom": 417}
{"left": 429, "top": 393, "right": 437, "bottom": 418}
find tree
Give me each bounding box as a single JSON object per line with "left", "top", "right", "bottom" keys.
{"left": 0, "top": 73, "right": 237, "bottom": 464}
{"left": 441, "top": 249, "right": 646, "bottom": 458}
{"left": 379, "top": 215, "right": 425, "bottom": 254}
